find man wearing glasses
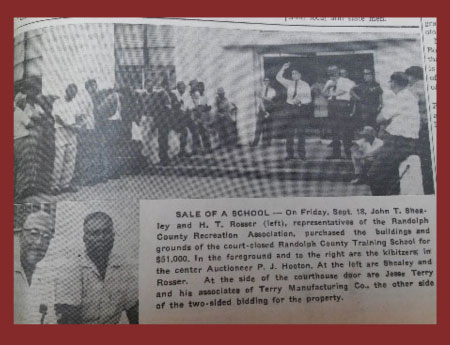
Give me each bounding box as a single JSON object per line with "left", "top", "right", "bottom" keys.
{"left": 14, "top": 211, "right": 56, "bottom": 324}
{"left": 55, "top": 212, "right": 138, "bottom": 324}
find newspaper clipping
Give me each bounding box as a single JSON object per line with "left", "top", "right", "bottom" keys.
{"left": 13, "top": 17, "right": 437, "bottom": 324}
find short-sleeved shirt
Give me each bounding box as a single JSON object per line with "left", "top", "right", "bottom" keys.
{"left": 198, "top": 94, "right": 209, "bottom": 106}
{"left": 381, "top": 88, "right": 421, "bottom": 139}
{"left": 353, "top": 81, "right": 383, "bottom": 111}
{"left": 355, "top": 137, "right": 384, "bottom": 158}
{"left": 14, "top": 103, "right": 44, "bottom": 139}
{"left": 14, "top": 261, "right": 57, "bottom": 324}
{"left": 324, "top": 77, "right": 356, "bottom": 101}
{"left": 276, "top": 73, "right": 311, "bottom": 105}
{"left": 78, "top": 93, "right": 96, "bottom": 130}
{"left": 55, "top": 252, "right": 138, "bottom": 324}
{"left": 52, "top": 98, "right": 80, "bottom": 129}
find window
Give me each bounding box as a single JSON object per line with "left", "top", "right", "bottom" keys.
{"left": 115, "top": 24, "right": 176, "bottom": 90}
{"left": 14, "top": 30, "right": 44, "bottom": 93}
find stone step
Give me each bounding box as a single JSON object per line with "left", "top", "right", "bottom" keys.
{"left": 147, "top": 160, "right": 354, "bottom": 181}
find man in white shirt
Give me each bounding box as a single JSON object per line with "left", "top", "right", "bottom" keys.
{"left": 405, "top": 66, "right": 434, "bottom": 195}
{"left": 367, "top": 72, "right": 420, "bottom": 195}
{"left": 51, "top": 83, "right": 82, "bottom": 194}
{"left": 14, "top": 87, "right": 46, "bottom": 202}
{"left": 15, "top": 211, "right": 57, "bottom": 324}
{"left": 170, "top": 81, "right": 201, "bottom": 156}
{"left": 323, "top": 65, "right": 356, "bottom": 159}
{"left": 350, "top": 126, "right": 383, "bottom": 184}
{"left": 55, "top": 212, "right": 138, "bottom": 324}
{"left": 251, "top": 77, "right": 277, "bottom": 148}
{"left": 276, "top": 62, "right": 312, "bottom": 160}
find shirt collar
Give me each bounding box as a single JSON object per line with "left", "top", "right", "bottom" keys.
{"left": 81, "top": 250, "right": 122, "bottom": 271}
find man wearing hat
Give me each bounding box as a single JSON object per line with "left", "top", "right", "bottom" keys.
{"left": 276, "top": 62, "right": 311, "bottom": 160}
{"left": 351, "top": 68, "right": 383, "bottom": 130}
{"left": 367, "top": 72, "right": 420, "bottom": 195}
{"left": 14, "top": 211, "right": 56, "bottom": 324}
{"left": 350, "top": 126, "right": 383, "bottom": 184}
{"left": 55, "top": 212, "right": 138, "bottom": 324}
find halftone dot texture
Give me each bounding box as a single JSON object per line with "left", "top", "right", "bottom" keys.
{"left": 14, "top": 22, "right": 434, "bottom": 324}
{"left": 16, "top": 23, "right": 431, "bottom": 205}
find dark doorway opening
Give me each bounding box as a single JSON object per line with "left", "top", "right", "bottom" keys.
{"left": 263, "top": 53, "right": 375, "bottom": 139}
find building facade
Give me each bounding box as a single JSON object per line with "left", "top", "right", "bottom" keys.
{"left": 14, "top": 23, "right": 424, "bottom": 143}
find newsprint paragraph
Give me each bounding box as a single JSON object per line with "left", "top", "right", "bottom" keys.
{"left": 13, "top": 17, "right": 437, "bottom": 324}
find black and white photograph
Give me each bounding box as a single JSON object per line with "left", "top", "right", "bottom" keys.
{"left": 14, "top": 200, "right": 139, "bottom": 324}
{"left": 14, "top": 20, "right": 435, "bottom": 203}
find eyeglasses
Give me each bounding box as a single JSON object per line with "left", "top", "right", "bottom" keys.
{"left": 23, "top": 228, "right": 54, "bottom": 243}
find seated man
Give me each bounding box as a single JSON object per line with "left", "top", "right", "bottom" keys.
{"left": 350, "top": 126, "right": 383, "bottom": 184}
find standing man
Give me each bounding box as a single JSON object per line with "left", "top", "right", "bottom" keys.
{"left": 405, "top": 66, "right": 435, "bottom": 195}
{"left": 51, "top": 83, "right": 82, "bottom": 194}
{"left": 351, "top": 68, "right": 383, "bottom": 130}
{"left": 15, "top": 211, "right": 56, "bottom": 324}
{"left": 187, "top": 83, "right": 212, "bottom": 154}
{"left": 55, "top": 212, "right": 139, "bottom": 324}
{"left": 323, "top": 65, "right": 356, "bottom": 159}
{"left": 323, "top": 66, "right": 357, "bottom": 157}
{"left": 276, "top": 62, "right": 311, "bottom": 160}
{"left": 170, "top": 81, "right": 197, "bottom": 157}
{"left": 213, "top": 87, "right": 236, "bottom": 149}
{"left": 367, "top": 72, "right": 420, "bottom": 195}
{"left": 251, "top": 77, "right": 276, "bottom": 148}
{"left": 151, "top": 76, "right": 173, "bottom": 165}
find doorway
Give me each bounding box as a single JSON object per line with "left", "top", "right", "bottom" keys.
{"left": 263, "top": 53, "right": 375, "bottom": 138}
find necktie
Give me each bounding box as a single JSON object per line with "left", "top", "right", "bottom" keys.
{"left": 264, "top": 86, "right": 269, "bottom": 97}
{"left": 293, "top": 80, "right": 298, "bottom": 99}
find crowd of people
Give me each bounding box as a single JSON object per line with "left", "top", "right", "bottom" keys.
{"left": 251, "top": 63, "right": 434, "bottom": 195}
{"left": 14, "top": 63, "right": 434, "bottom": 201}
{"left": 14, "top": 76, "right": 239, "bottom": 202}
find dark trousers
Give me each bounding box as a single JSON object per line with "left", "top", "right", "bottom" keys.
{"left": 285, "top": 104, "right": 308, "bottom": 158}
{"left": 359, "top": 106, "right": 379, "bottom": 131}
{"left": 195, "top": 122, "right": 212, "bottom": 151}
{"left": 174, "top": 116, "right": 211, "bottom": 153}
{"left": 156, "top": 116, "right": 171, "bottom": 162}
{"left": 214, "top": 115, "right": 237, "bottom": 147}
{"left": 73, "top": 128, "right": 106, "bottom": 185}
{"left": 252, "top": 110, "right": 273, "bottom": 146}
{"left": 418, "top": 125, "right": 435, "bottom": 194}
{"left": 14, "top": 135, "right": 39, "bottom": 202}
{"left": 367, "top": 135, "right": 417, "bottom": 196}
{"left": 328, "top": 100, "right": 354, "bottom": 157}
{"left": 101, "top": 120, "right": 125, "bottom": 178}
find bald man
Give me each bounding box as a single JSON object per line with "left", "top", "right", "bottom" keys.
{"left": 14, "top": 211, "right": 56, "bottom": 324}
